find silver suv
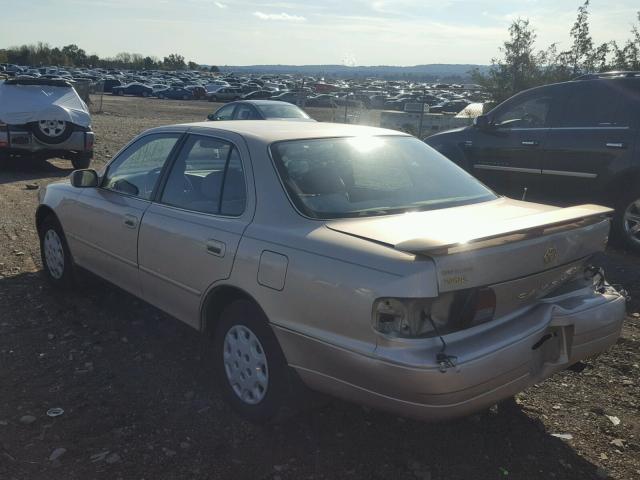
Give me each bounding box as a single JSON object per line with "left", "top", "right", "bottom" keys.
{"left": 0, "top": 78, "right": 94, "bottom": 168}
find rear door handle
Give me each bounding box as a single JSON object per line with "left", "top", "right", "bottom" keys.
{"left": 605, "top": 142, "right": 626, "bottom": 149}
{"left": 521, "top": 140, "right": 539, "bottom": 146}
{"left": 123, "top": 214, "right": 138, "bottom": 229}
{"left": 206, "top": 239, "right": 226, "bottom": 257}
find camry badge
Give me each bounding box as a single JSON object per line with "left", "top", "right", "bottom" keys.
{"left": 543, "top": 247, "right": 558, "bottom": 265}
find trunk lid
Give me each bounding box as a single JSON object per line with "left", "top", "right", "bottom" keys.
{"left": 327, "top": 198, "right": 612, "bottom": 293}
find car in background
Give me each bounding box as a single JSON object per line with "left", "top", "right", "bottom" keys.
{"left": 0, "top": 78, "right": 94, "bottom": 168}
{"left": 425, "top": 71, "right": 640, "bottom": 250}
{"left": 207, "top": 87, "right": 242, "bottom": 102}
{"left": 185, "top": 85, "right": 207, "bottom": 100}
{"left": 242, "top": 90, "right": 273, "bottom": 100}
{"left": 37, "top": 121, "right": 624, "bottom": 423}
{"left": 270, "top": 91, "right": 300, "bottom": 104}
{"left": 102, "top": 78, "right": 122, "bottom": 93}
{"left": 306, "top": 94, "right": 338, "bottom": 107}
{"left": 428, "top": 99, "right": 471, "bottom": 114}
{"left": 157, "top": 86, "right": 195, "bottom": 100}
{"left": 207, "top": 100, "right": 313, "bottom": 121}
{"left": 111, "top": 82, "right": 153, "bottom": 97}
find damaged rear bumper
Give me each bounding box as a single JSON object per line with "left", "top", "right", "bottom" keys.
{"left": 274, "top": 287, "right": 625, "bottom": 421}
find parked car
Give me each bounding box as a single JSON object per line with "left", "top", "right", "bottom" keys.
{"left": 242, "top": 90, "right": 273, "bottom": 100}
{"left": 207, "top": 87, "right": 242, "bottom": 102}
{"left": 37, "top": 121, "right": 624, "bottom": 422}
{"left": 270, "top": 91, "right": 299, "bottom": 104}
{"left": 425, "top": 71, "right": 640, "bottom": 250}
{"left": 305, "top": 94, "right": 338, "bottom": 107}
{"left": 207, "top": 100, "right": 313, "bottom": 121}
{"left": 111, "top": 82, "right": 153, "bottom": 97}
{"left": 428, "top": 99, "right": 471, "bottom": 114}
{"left": 157, "top": 86, "right": 195, "bottom": 100}
{"left": 0, "top": 78, "right": 94, "bottom": 168}
{"left": 101, "top": 78, "right": 121, "bottom": 93}
{"left": 185, "top": 85, "right": 207, "bottom": 100}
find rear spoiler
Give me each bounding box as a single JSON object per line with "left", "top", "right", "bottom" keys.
{"left": 395, "top": 204, "right": 613, "bottom": 255}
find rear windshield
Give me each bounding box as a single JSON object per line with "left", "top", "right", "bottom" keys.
{"left": 257, "top": 103, "right": 309, "bottom": 119}
{"left": 270, "top": 136, "right": 496, "bottom": 219}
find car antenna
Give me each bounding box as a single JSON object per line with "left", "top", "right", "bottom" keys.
{"left": 521, "top": 187, "right": 528, "bottom": 201}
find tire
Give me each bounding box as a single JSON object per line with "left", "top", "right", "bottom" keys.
{"left": 159, "top": 94, "right": 165, "bottom": 99}
{"left": 183, "top": 95, "right": 189, "bottom": 100}
{"left": 213, "top": 300, "right": 297, "bottom": 423}
{"left": 29, "top": 120, "right": 74, "bottom": 145}
{"left": 71, "top": 153, "right": 92, "bottom": 169}
{"left": 612, "top": 189, "right": 640, "bottom": 251}
{"left": 142, "top": 91, "right": 149, "bottom": 97}
{"left": 39, "top": 216, "right": 75, "bottom": 288}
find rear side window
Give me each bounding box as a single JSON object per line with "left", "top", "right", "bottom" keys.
{"left": 558, "top": 82, "right": 630, "bottom": 128}
{"left": 160, "top": 135, "right": 246, "bottom": 216}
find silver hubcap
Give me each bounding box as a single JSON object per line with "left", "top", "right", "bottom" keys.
{"left": 38, "top": 120, "right": 66, "bottom": 138}
{"left": 43, "top": 229, "right": 65, "bottom": 279}
{"left": 223, "top": 325, "right": 268, "bottom": 405}
{"left": 623, "top": 199, "right": 640, "bottom": 245}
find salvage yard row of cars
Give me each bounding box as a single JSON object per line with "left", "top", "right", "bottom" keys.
{"left": 1, "top": 63, "right": 488, "bottom": 114}
{"left": 0, "top": 67, "right": 633, "bottom": 422}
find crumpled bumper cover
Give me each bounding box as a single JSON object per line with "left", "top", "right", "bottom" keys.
{"left": 274, "top": 287, "right": 625, "bottom": 421}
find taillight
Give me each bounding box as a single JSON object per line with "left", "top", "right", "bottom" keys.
{"left": 85, "top": 133, "right": 94, "bottom": 151}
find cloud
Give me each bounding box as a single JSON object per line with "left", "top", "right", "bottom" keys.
{"left": 253, "top": 11, "right": 306, "bottom": 21}
{"left": 214, "top": 1, "right": 227, "bottom": 8}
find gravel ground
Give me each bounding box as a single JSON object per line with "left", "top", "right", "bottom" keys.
{"left": 0, "top": 95, "right": 639, "bottom": 480}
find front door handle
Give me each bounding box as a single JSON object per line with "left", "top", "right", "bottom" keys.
{"left": 521, "top": 140, "right": 539, "bottom": 146}
{"left": 123, "top": 214, "right": 138, "bottom": 229}
{"left": 206, "top": 239, "right": 226, "bottom": 257}
{"left": 606, "top": 142, "right": 626, "bottom": 149}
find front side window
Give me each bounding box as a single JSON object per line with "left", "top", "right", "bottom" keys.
{"left": 493, "top": 93, "right": 553, "bottom": 128}
{"left": 271, "top": 136, "right": 496, "bottom": 219}
{"left": 257, "top": 103, "right": 309, "bottom": 119}
{"left": 213, "top": 104, "right": 235, "bottom": 120}
{"left": 103, "top": 133, "right": 180, "bottom": 199}
{"left": 235, "top": 104, "right": 259, "bottom": 120}
{"left": 160, "top": 135, "right": 246, "bottom": 216}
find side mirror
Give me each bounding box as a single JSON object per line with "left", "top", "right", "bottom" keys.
{"left": 207, "top": 114, "right": 217, "bottom": 121}
{"left": 70, "top": 169, "right": 99, "bottom": 188}
{"left": 474, "top": 115, "right": 491, "bottom": 130}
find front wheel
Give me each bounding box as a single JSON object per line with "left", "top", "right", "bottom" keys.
{"left": 613, "top": 190, "right": 640, "bottom": 251}
{"left": 39, "top": 216, "right": 75, "bottom": 288}
{"left": 213, "top": 300, "right": 297, "bottom": 423}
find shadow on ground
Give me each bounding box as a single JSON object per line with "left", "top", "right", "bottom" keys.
{"left": 0, "top": 271, "right": 608, "bottom": 480}
{"left": 0, "top": 157, "right": 73, "bottom": 186}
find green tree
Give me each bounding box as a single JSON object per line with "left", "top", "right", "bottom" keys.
{"left": 163, "top": 53, "right": 186, "bottom": 70}
{"left": 471, "top": 18, "right": 541, "bottom": 102}
{"left": 566, "top": 0, "right": 594, "bottom": 74}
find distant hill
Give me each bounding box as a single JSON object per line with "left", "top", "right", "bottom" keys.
{"left": 216, "top": 64, "right": 489, "bottom": 81}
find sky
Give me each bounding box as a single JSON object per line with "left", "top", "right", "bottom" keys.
{"left": 1, "top": 0, "right": 639, "bottom": 66}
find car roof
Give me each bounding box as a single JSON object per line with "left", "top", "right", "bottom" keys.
{"left": 147, "top": 120, "right": 409, "bottom": 143}
{"left": 235, "top": 100, "right": 295, "bottom": 106}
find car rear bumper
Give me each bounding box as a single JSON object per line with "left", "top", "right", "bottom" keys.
{"left": 0, "top": 128, "right": 93, "bottom": 159}
{"left": 274, "top": 287, "right": 625, "bottom": 421}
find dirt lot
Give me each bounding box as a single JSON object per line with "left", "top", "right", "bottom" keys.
{"left": 1, "top": 95, "right": 639, "bottom": 480}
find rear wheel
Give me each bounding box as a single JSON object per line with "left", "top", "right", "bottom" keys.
{"left": 39, "top": 216, "right": 75, "bottom": 288}
{"left": 142, "top": 91, "right": 149, "bottom": 97}
{"left": 213, "top": 300, "right": 297, "bottom": 423}
{"left": 613, "top": 189, "right": 640, "bottom": 251}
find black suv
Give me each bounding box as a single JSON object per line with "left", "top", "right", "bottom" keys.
{"left": 425, "top": 72, "right": 640, "bottom": 250}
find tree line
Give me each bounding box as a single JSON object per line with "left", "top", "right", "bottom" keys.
{"left": 473, "top": 1, "right": 640, "bottom": 103}
{"left": 0, "top": 42, "right": 219, "bottom": 72}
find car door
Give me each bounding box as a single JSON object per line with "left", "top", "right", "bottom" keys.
{"left": 465, "top": 87, "right": 558, "bottom": 198}
{"left": 137, "top": 132, "right": 254, "bottom": 329}
{"left": 65, "top": 132, "right": 182, "bottom": 297}
{"left": 542, "top": 80, "right": 638, "bottom": 203}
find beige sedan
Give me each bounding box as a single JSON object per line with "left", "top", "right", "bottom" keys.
{"left": 36, "top": 121, "right": 626, "bottom": 422}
